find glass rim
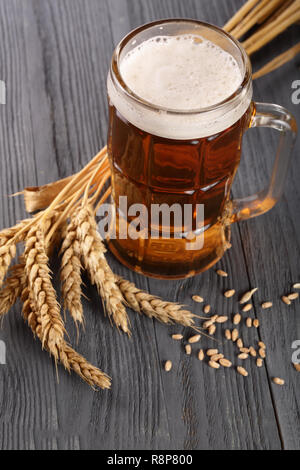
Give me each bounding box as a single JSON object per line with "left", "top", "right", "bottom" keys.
{"left": 110, "top": 18, "right": 252, "bottom": 116}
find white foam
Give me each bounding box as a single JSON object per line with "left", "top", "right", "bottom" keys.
{"left": 108, "top": 35, "right": 252, "bottom": 139}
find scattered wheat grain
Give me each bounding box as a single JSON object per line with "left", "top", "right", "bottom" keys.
{"left": 192, "top": 295, "right": 204, "bottom": 303}
{"left": 281, "top": 296, "right": 291, "bottom": 305}
{"left": 224, "top": 289, "right": 235, "bottom": 298}
{"left": 198, "top": 349, "right": 204, "bottom": 361}
{"left": 188, "top": 334, "right": 201, "bottom": 344}
{"left": 219, "top": 358, "right": 232, "bottom": 368}
{"left": 232, "top": 328, "right": 239, "bottom": 342}
{"left": 216, "top": 269, "right": 228, "bottom": 277}
{"left": 262, "top": 301, "right": 273, "bottom": 309}
{"left": 237, "top": 366, "right": 248, "bottom": 377}
{"left": 209, "top": 360, "right": 220, "bottom": 369}
{"left": 204, "top": 304, "right": 211, "bottom": 314}
{"left": 240, "top": 288, "right": 258, "bottom": 304}
{"left": 172, "top": 334, "right": 183, "bottom": 340}
{"left": 273, "top": 377, "right": 285, "bottom": 386}
{"left": 256, "top": 358, "right": 263, "bottom": 368}
{"left": 242, "top": 303, "right": 252, "bottom": 312}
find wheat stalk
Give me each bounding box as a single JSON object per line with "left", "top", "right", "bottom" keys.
{"left": 21, "top": 284, "right": 110, "bottom": 389}
{"left": 116, "top": 277, "right": 198, "bottom": 327}
{"left": 60, "top": 220, "right": 84, "bottom": 328}
{"left": 75, "top": 203, "right": 130, "bottom": 335}
{"left": 0, "top": 219, "right": 32, "bottom": 245}
{"left": 24, "top": 225, "right": 66, "bottom": 357}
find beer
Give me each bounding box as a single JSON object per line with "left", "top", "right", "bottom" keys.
{"left": 107, "top": 21, "right": 253, "bottom": 278}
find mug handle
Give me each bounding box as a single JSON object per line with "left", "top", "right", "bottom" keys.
{"left": 232, "top": 102, "right": 297, "bottom": 222}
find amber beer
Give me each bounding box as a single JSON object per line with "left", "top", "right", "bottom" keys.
{"left": 107, "top": 20, "right": 253, "bottom": 278}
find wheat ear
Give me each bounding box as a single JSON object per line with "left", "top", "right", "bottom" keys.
{"left": 117, "top": 277, "right": 197, "bottom": 327}
{"left": 21, "top": 285, "right": 110, "bottom": 389}
{"left": 0, "top": 256, "right": 26, "bottom": 318}
{"left": 75, "top": 204, "right": 130, "bottom": 335}
{"left": 0, "top": 242, "right": 17, "bottom": 288}
{"left": 24, "top": 226, "right": 66, "bottom": 357}
{"left": 60, "top": 220, "right": 84, "bottom": 328}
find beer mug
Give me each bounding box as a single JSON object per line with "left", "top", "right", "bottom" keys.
{"left": 107, "top": 19, "right": 297, "bottom": 279}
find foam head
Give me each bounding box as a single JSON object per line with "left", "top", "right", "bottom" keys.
{"left": 108, "top": 29, "right": 252, "bottom": 139}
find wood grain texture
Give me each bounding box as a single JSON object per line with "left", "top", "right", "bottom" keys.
{"left": 0, "top": 0, "right": 299, "bottom": 450}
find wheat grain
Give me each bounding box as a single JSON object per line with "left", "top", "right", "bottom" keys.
{"left": 76, "top": 204, "right": 129, "bottom": 334}
{"left": 242, "top": 303, "right": 252, "bottom": 312}
{"left": 172, "top": 334, "right": 183, "bottom": 341}
{"left": 208, "top": 324, "right": 216, "bottom": 335}
{"left": 233, "top": 313, "right": 241, "bottom": 325}
{"left": 216, "top": 269, "right": 228, "bottom": 277}
{"left": 188, "top": 334, "right": 201, "bottom": 344}
{"left": 164, "top": 360, "right": 172, "bottom": 372}
{"left": 215, "top": 315, "right": 228, "bottom": 323}
{"left": 273, "top": 377, "right": 285, "bottom": 386}
{"left": 288, "top": 292, "right": 299, "bottom": 300}
{"left": 239, "top": 288, "right": 258, "bottom": 304}
{"left": 192, "top": 295, "right": 203, "bottom": 303}
{"left": 207, "top": 349, "right": 218, "bottom": 356}
{"left": 240, "top": 347, "right": 250, "bottom": 354}
{"left": 203, "top": 304, "right": 211, "bottom": 314}
{"left": 219, "top": 358, "right": 232, "bottom": 368}
{"left": 293, "top": 363, "right": 300, "bottom": 372}
{"left": 198, "top": 349, "right": 204, "bottom": 361}
{"left": 117, "top": 277, "right": 197, "bottom": 327}
{"left": 259, "top": 348, "right": 266, "bottom": 359}
{"left": 209, "top": 360, "right": 220, "bottom": 369}
{"left": 225, "top": 329, "right": 232, "bottom": 340}
{"left": 237, "top": 366, "right": 248, "bottom": 377}
{"left": 185, "top": 344, "right": 192, "bottom": 355}
{"left": 238, "top": 353, "right": 249, "bottom": 360}
{"left": 262, "top": 301, "right": 273, "bottom": 309}
{"left": 281, "top": 295, "right": 291, "bottom": 305}
{"left": 232, "top": 328, "right": 239, "bottom": 342}
{"left": 211, "top": 353, "right": 224, "bottom": 362}
{"left": 256, "top": 358, "right": 263, "bottom": 368}
{"left": 224, "top": 289, "right": 235, "bottom": 298}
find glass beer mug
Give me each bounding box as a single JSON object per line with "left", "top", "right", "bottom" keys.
{"left": 106, "top": 19, "right": 297, "bottom": 279}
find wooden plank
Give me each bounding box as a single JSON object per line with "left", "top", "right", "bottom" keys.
{"left": 0, "top": 0, "right": 299, "bottom": 449}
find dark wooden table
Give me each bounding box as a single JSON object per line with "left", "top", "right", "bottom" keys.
{"left": 0, "top": 0, "right": 299, "bottom": 450}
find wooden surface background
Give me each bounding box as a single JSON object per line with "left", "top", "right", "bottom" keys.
{"left": 0, "top": 0, "right": 299, "bottom": 450}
